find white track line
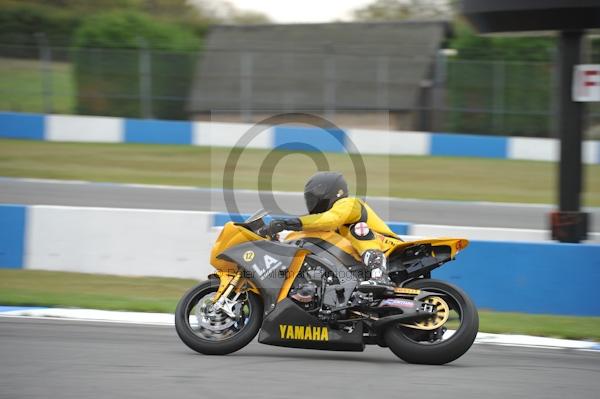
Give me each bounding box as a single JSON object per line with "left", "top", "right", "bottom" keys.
{"left": 1, "top": 307, "right": 598, "bottom": 352}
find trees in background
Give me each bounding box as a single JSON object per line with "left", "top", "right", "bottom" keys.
{"left": 72, "top": 11, "right": 200, "bottom": 119}
{"left": 189, "top": 0, "right": 271, "bottom": 24}
{"left": 0, "top": 0, "right": 270, "bottom": 120}
{"left": 352, "top": 0, "right": 451, "bottom": 21}
{"left": 445, "top": 21, "right": 555, "bottom": 137}
{"left": 0, "top": 0, "right": 270, "bottom": 47}
{"left": 0, "top": 1, "right": 82, "bottom": 49}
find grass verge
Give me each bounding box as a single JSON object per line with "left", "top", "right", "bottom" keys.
{"left": 0, "top": 269, "right": 193, "bottom": 314}
{"left": 1, "top": 139, "right": 599, "bottom": 205}
{"left": 1, "top": 270, "right": 599, "bottom": 341}
{"left": 0, "top": 58, "right": 75, "bottom": 114}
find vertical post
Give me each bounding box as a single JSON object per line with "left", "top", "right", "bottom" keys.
{"left": 552, "top": 30, "right": 588, "bottom": 243}
{"left": 282, "top": 52, "right": 295, "bottom": 112}
{"left": 323, "top": 43, "right": 336, "bottom": 122}
{"left": 492, "top": 60, "right": 505, "bottom": 134}
{"left": 138, "top": 38, "right": 152, "bottom": 119}
{"left": 376, "top": 56, "right": 389, "bottom": 109}
{"left": 548, "top": 47, "right": 559, "bottom": 138}
{"left": 35, "top": 33, "right": 53, "bottom": 114}
{"left": 432, "top": 50, "right": 449, "bottom": 131}
{"left": 240, "top": 52, "right": 253, "bottom": 123}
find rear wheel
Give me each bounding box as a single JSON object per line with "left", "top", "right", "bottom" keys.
{"left": 384, "top": 279, "right": 478, "bottom": 365}
{"left": 175, "top": 279, "right": 263, "bottom": 355}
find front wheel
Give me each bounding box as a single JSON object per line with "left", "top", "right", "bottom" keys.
{"left": 384, "top": 279, "right": 478, "bottom": 365}
{"left": 175, "top": 278, "right": 263, "bottom": 355}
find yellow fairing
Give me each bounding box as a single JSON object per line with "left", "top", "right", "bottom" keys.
{"left": 386, "top": 237, "right": 469, "bottom": 259}
{"left": 210, "top": 222, "right": 263, "bottom": 273}
{"left": 277, "top": 249, "right": 310, "bottom": 302}
{"left": 286, "top": 231, "right": 362, "bottom": 261}
{"left": 286, "top": 231, "right": 468, "bottom": 260}
{"left": 210, "top": 222, "right": 306, "bottom": 299}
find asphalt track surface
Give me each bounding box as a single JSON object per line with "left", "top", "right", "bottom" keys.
{"left": 2, "top": 177, "right": 599, "bottom": 231}
{"left": 1, "top": 317, "right": 598, "bottom": 399}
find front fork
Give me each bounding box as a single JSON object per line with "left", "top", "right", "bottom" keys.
{"left": 210, "top": 271, "right": 259, "bottom": 318}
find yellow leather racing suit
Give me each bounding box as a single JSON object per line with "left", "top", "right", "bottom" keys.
{"left": 298, "top": 197, "right": 399, "bottom": 256}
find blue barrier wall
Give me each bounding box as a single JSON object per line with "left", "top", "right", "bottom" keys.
{"left": 0, "top": 112, "right": 45, "bottom": 140}
{"left": 388, "top": 222, "right": 410, "bottom": 235}
{"left": 430, "top": 132, "right": 508, "bottom": 158}
{"left": 433, "top": 240, "right": 600, "bottom": 316}
{"left": 212, "top": 213, "right": 251, "bottom": 226}
{"left": 124, "top": 119, "right": 193, "bottom": 145}
{"left": 273, "top": 126, "right": 346, "bottom": 153}
{"left": 0, "top": 205, "right": 27, "bottom": 269}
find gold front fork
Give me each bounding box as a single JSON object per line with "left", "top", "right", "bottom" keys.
{"left": 212, "top": 271, "right": 242, "bottom": 304}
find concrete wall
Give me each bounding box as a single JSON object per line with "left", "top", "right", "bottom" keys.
{"left": 25, "top": 206, "right": 216, "bottom": 279}
{"left": 2, "top": 112, "right": 599, "bottom": 164}
{"left": 2, "top": 204, "right": 600, "bottom": 316}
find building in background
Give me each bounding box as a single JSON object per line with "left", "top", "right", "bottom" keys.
{"left": 188, "top": 21, "right": 451, "bottom": 130}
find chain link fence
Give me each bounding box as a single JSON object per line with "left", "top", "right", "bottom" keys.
{"left": 1, "top": 43, "right": 599, "bottom": 137}
{"left": 0, "top": 44, "right": 196, "bottom": 120}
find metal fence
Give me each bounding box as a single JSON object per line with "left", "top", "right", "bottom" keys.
{"left": 0, "top": 44, "right": 196, "bottom": 121}
{"left": 443, "top": 59, "right": 558, "bottom": 137}
{"left": 1, "top": 43, "right": 598, "bottom": 138}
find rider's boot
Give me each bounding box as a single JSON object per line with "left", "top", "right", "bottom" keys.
{"left": 357, "top": 250, "right": 393, "bottom": 294}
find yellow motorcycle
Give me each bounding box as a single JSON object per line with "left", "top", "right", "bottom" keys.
{"left": 175, "top": 210, "right": 479, "bottom": 364}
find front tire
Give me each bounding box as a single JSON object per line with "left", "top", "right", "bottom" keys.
{"left": 175, "top": 279, "right": 263, "bottom": 355}
{"left": 384, "top": 279, "right": 478, "bottom": 365}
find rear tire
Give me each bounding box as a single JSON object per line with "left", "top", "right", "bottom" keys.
{"left": 384, "top": 279, "right": 478, "bottom": 365}
{"left": 175, "top": 279, "right": 263, "bottom": 355}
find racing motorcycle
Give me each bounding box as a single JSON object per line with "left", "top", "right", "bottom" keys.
{"left": 175, "top": 210, "right": 479, "bottom": 364}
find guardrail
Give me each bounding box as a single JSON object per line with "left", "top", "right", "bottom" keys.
{"left": 2, "top": 111, "right": 600, "bottom": 163}
{"left": 1, "top": 204, "right": 599, "bottom": 316}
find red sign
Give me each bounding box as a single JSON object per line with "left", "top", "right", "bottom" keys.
{"left": 573, "top": 64, "right": 600, "bottom": 102}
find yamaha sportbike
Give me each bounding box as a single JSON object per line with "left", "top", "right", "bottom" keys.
{"left": 175, "top": 210, "right": 479, "bottom": 364}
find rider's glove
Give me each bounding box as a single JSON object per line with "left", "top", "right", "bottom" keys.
{"left": 267, "top": 218, "right": 302, "bottom": 235}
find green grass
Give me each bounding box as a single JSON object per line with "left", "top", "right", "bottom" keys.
{"left": 478, "top": 311, "right": 600, "bottom": 341}
{"left": 0, "top": 57, "right": 75, "bottom": 114}
{"left": 1, "top": 269, "right": 598, "bottom": 341}
{"left": 0, "top": 269, "right": 194, "bottom": 313}
{"left": 1, "top": 139, "right": 599, "bottom": 205}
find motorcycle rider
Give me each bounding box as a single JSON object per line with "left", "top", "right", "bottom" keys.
{"left": 267, "top": 171, "right": 400, "bottom": 289}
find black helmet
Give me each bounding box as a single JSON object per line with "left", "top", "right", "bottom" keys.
{"left": 304, "top": 172, "right": 348, "bottom": 214}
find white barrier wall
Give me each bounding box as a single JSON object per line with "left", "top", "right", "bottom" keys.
{"left": 193, "top": 121, "right": 273, "bottom": 148}
{"left": 46, "top": 114, "right": 123, "bottom": 143}
{"left": 15, "top": 204, "right": 599, "bottom": 281}
{"left": 507, "top": 137, "right": 559, "bottom": 162}
{"left": 583, "top": 140, "right": 600, "bottom": 164}
{"left": 412, "top": 224, "right": 549, "bottom": 242}
{"left": 411, "top": 224, "right": 600, "bottom": 243}
{"left": 25, "top": 206, "right": 218, "bottom": 279}
{"left": 346, "top": 129, "right": 430, "bottom": 155}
